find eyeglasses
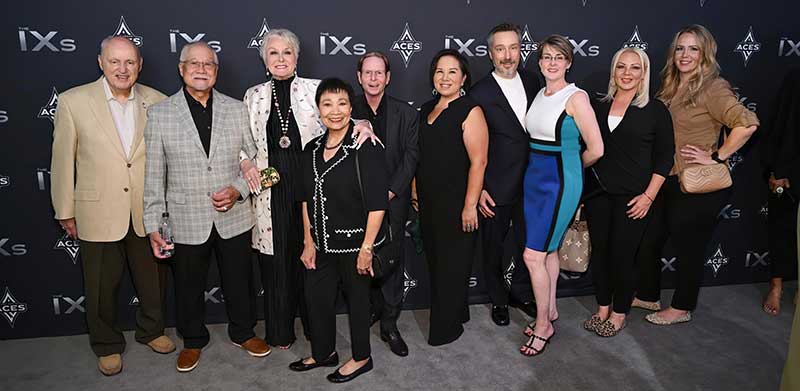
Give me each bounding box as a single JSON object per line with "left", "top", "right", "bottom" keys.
{"left": 181, "top": 60, "right": 218, "bottom": 70}
{"left": 541, "top": 54, "right": 567, "bottom": 63}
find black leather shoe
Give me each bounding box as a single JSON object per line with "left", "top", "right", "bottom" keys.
{"left": 491, "top": 305, "right": 510, "bottom": 326}
{"left": 380, "top": 331, "right": 409, "bottom": 357}
{"left": 511, "top": 301, "right": 538, "bottom": 319}
{"left": 288, "top": 352, "right": 339, "bottom": 372}
{"left": 326, "top": 357, "right": 373, "bottom": 383}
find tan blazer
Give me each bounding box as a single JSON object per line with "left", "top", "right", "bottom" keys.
{"left": 51, "top": 77, "right": 166, "bottom": 242}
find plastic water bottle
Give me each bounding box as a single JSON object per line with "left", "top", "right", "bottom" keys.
{"left": 159, "top": 212, "right": 174, "bottom": 258}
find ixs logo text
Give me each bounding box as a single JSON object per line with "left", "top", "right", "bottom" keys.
{"left": 718, "top": 204, "right": 741, "bottom": 220}
{"left": 733, "top": 87, "right": 758, "bottom": 112}
{"left": 38, "top": 88, "right": 59, "bottom": 123}
{"left": 319, "top": 33, "right": 366, "bottom": 56}
{"left": 0, "top": 238, "right": 27, "bottom": 256}
{"left": 390, "top": 23, "right": 422, "bottom": 68}
{"left": 567, "top": 37, "right": 600, "bottom": 57}
{"left": 18, "top": 27, "right": 76, "bottom": 52}
{"left": 622, "top": 26, "right": 648, "bottom": 51}
{"left": 745, "top": 251, "right": 769, "bottom": 267}
{"left": 112, "top": 16, "right": 143, "bottom": 47}
{"left": 0, "top": 110, "right": 8, "bottom": 123}
{"left": 734, "top": 26, "right": 760, "bottom": 66}
{"left": 444, "top": 36, "right": 487, "bottom": 57}
{"left": 36, "top": 168, "right": 51, "bottom": 191}
{"left": 52, "top": 295, "right": 85, "bottom": 314}
{"left": 170, "top": 30, "right": 222, "bottom": 53}
{"left": 779, "top": 38, "right": 800, "bottom": 57}
{"left": 0, "top": 174, "right": 9, "bottom": 189}
{"left": 205, "top": 287, "right": 224, "bottom": 303}
{"left": 1, "top": 287, "right": 27, "bottom": 328}
{"left": 247, "top": 18, "right": 270, "bottom": 50}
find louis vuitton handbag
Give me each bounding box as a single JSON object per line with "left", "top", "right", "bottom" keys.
{"left": 558, "top": 205, "right": 591, "bottom": 273}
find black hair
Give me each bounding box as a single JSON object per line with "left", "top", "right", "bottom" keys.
{"left": 428, "top": 49, "right": 472, "bottom": 93}
{"left": 315, "top": 77, "right": 355, "bottom": 106}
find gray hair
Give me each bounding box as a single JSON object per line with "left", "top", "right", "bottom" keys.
{"left": 179, "top": 41, "right": 219, "bottom": 64}
{"left": 260, "top": 28, "right": 301, "bottom": 61}
{"left": 98, "top": 35, "right": 141, "bottom": 59}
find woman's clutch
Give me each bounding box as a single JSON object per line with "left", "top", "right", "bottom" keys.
{"left": 259, "top": 167, "right": 281, "bottom": 191}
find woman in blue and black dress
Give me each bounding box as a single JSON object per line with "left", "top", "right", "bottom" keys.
{"left": 519, "top": 35, "right": 603, "bottom": 356}
{"left": 417, "top": 49, "right": 488, "bottom": 346}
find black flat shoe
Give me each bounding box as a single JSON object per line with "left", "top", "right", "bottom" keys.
{"left": 491, "top": 305, "right": 510, "bottom": 326}
{"left": 326, "top": 357, "right": 373, "bottom": 383}
{"left": 380, "top": 331, "right": 409, "bottom": 357}
{"left": 288, "top": 352, "right": 339, "bottom": 372}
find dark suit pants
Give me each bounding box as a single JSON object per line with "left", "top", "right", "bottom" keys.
{"left": 480, "top": 201, "right": 533, "bottom": 306}
{"left": 370, "top": 197, "right": 409, "bottom": 333}
{"left": 171, "top": 227, "right": 256, "bottom": 349}
{"left": 306, "top": 251, "right": 371, "bottom": 362}
{"left": 80, "top": 221, "right": 168, "bottom": 357}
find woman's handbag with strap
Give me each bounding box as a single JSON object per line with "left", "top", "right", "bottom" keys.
{"left": 354, "top": 150, "right": 400, "bottom": 279}
{"left": 557, "top": 205, "right": 591, "bottom": 273}
{"left": 678, "top": 162, "right": 732, "bottom": 194}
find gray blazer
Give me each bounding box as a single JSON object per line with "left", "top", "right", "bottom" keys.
{"left": 143, "top": 89, "right": 258, "bottom": 245}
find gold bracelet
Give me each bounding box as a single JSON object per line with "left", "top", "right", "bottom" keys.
{"left": 361, "top": 244, "right": 373, "bottom": 253}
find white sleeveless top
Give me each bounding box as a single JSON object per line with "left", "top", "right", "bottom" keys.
{"left": 525, "top": 83, "right": 583, "bottom": 142}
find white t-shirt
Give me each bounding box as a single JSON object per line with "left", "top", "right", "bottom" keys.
{"left": 492, "top": 72, "right": 527, "bottom": 129}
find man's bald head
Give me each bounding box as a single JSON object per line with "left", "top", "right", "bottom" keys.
{"left": 97, "top": 36, "right": 143, "bottom": 96}
{"left": 99, "top": 36, "right": 141, "bottom": 59}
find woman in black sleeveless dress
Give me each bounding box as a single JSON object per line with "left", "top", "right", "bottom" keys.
{"left": 417, "top": 50, "right": 488, "bottom": 346}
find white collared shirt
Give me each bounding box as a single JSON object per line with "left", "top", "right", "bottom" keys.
{"left": 102, "top": 77, "right": 136, "bottom": 158}
{"left": 492, "top": 71, "right": 527, "bottom": 129}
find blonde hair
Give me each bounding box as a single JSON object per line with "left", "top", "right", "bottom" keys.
{"left": 601, "top": 47, "right": 650, "bottom": 108}
{"left": 656, "top": 24, "right": 721, "bottom": 107}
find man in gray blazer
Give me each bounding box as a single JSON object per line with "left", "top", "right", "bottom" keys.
{"left": 143, "top": 42, "right": 266, "bottom": 373}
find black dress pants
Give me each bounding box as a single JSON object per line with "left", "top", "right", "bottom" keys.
{"left": 585, "top": 192, "right": 650, "bottom": 314}
{"left": 80, "top": 221, "right": 168, "bottom": 356}
{"left": 664, "top": 176, "right": 730, "bottom": 311}
{"left": 633, "top": 194, "right": 666, "bottom": 302}
{"left": 370, "top": 196, "right": 410, "bottom": 334}
{"left": 479, "top": 200, "right": 534, "bottom": 307}
{"left": 171, "top": 227, "right": 256, "bottom": 349}
{"left": 768, "top": 192, "right": 799, "bottom": 279}
{"left": 306, "top": 251, "right": 371, "bottom": 362}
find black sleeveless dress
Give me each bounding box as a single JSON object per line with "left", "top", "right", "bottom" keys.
{"left": 417, "top": 95, "right": 479, "bottom": 346}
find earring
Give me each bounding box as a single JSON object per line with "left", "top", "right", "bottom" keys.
{"left": 432, "top": 88, "right": 438, "bottom": 96}
{"left": 459, "top": 88, "right": 466, "bottom": 97}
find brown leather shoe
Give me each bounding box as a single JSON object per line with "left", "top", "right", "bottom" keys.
{"left": 233, "top": 337, "right": 271, "bottom": 357}
{"left": 176, "top": 349, "right": 202, "bottom": 372}
{"left": 147, "top": 335, "right": 176, "bottom": 354}
{"left": 98, "top": 354, "right": 122, "bottom": 376}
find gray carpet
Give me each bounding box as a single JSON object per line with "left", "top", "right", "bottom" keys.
{"left": 2, "top": 282, "right": 795, "bottom": 391}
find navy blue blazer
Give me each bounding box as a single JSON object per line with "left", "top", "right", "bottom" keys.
{"left": 469, "top": 70, "right": 541, "bottom": 206}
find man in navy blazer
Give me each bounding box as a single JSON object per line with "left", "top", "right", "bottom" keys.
{"left": 470, "top": 23, "right": 540, "bottom": 326}
{"left": 352, "top": 51, "right": 419, "bottom": 356}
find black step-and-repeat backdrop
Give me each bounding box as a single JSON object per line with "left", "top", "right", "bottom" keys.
{"left": 1, "top": 0, "right": 798, "bottom": 339}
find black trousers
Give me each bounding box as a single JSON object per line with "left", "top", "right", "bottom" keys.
{"left": 768, "top": 192, "right": 799, "bottom": 279}
{"left": 172, "top": 227, "right": 256, "bottom": 349}
{"left": 479, "top": 200, "right": 533, "bottom": 307}
{"left": 585, "top": 193, "right": 650, "bottom": 314}
{"left": 654, "top": 176, "right": 730, "bottom": 311}
{"left": 306, "top": 251, "right": 371, "bottom": 362}
{"left": 633, "top": 194, "right": 666, "bottom": 303}
{"left": 370, "top": 196, "right": 410, "bottom": 334}
{"left": 80, "top": 221, "right": 168, "bottom": 356}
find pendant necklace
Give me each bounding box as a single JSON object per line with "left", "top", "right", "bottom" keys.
{"left": 271, "top": 81, "right": 292, "bottom": 149}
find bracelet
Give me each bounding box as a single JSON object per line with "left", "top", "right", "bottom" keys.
{"left": 643, "top": 192, "right": 654, "bottom": 202}
{"left": 361, "top": 244, "right": 373, "bottom": 253}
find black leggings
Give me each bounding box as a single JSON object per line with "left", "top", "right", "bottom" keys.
{"left": 768, "top": 192, "right": 799, "bottom": 280}
{"left": 585, "top": 192, "right": 650, "bottom": 314}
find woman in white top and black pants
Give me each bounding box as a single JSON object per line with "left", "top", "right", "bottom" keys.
{"left": 583, "top": 47, "right": 674, "bottom": 337}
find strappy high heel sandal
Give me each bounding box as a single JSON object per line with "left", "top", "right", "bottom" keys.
{"left": 520, "top": 333, "right": 553, "bottom": 357}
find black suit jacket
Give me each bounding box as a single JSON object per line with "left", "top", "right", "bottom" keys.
{"left": 353, "top": 94, "right": 419, "bottom": 199}
{"left": 469, "top": 70, "right": 541, "bottom": 206}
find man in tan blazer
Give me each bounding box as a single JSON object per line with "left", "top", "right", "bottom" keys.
{"left": 50, "top": 36, "right": 174, "bottom": 376}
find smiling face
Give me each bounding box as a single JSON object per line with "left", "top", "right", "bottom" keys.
{"left": 98, "top": 37, "right": 142, "bottom": 94}
{"left": 614, "top": 50, "right": 644, "bottom": 93}
{"left": 674, "top": 32, "right": 701, "bottom": 76}
{"left": 357, "top": 56, "right": 390, "bottom": 99}
{"left": 264, "top": 37, "right": 298, "bottom": 80}
{"left": 318, "top": 90, "right": 352, "bottom": 132}
{"left": 179, "top": 44, "right": 218, "bottom": 94}
{"left": 432, "top": 55, "right": 467, "bottom": 98}
{"left": 489, "top": 31, "right": 521, "bottom": 79}
{"left": 538, "top": 44, "right": 571, "bottom": 83}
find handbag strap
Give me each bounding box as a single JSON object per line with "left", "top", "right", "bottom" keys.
{"left": 354, "top": 148, "right": 393, "bottom": 242}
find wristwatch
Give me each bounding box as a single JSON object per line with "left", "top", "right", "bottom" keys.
{"left": 710, "top": 151, "right": 725, "bottom": 164}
